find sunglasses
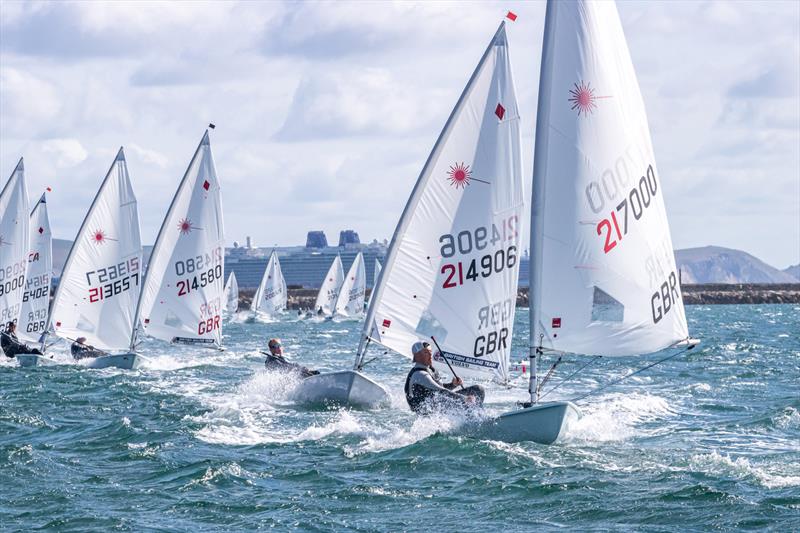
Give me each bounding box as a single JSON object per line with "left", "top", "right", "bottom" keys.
{"left": 269, "top": 343, "right": 282, "bottom": 349}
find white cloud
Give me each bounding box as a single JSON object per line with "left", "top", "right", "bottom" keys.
{"left": 40, "top": 138, "right": 88, "bottom": 168}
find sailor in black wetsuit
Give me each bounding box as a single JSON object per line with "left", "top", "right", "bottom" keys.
{"left": 70, "top": 337, "right": 104, "bottom": 360}
{"left": 404, "top": 341, "right": 485, "bottom": 414}
{"left": 263, "top": 338, "right": 319, "bottom": 378}
{"left": 1, "top": 321, "right": 43, "bottom": 358}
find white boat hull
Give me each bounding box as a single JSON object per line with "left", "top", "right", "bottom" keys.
{"left": 481, "top": 401, "right": 582, "bottom": 445}
{"left": 16, "top": 354, "right": 58, "bottom": 367}
{"left": 294, "top": 370, "right": 390, "bottom": 409}
{"left": 84, "top": 353, "right": 145, "bottom": 370}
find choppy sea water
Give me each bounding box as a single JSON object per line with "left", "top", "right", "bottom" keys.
{"left": 1, "top": 304, "right": 798, "bottom": 531}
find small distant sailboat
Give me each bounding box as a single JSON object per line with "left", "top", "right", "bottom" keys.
{"left": 485, "top": 0, "right": 697, "bottom": 444}
{"left": 312, "top": 255, "right": 344, "bottom": 317}
{"left": 0, "top": 158, "right": 30, "bottom": 338}
{"left": 296, "top": 19, "right": 521, "bottom": 408}
{"left": 133, "top": 129, "right": 225, "bottom": 349}
{"left": 16, "top": 193, "right": 55, "bottom": 367}
{"left": 44, "top": 149, "right": 144, "bottom": 370}
{"left": 251, "top": 251, "right": 287, "bottom": 319}
{"left": 224, "top": 271, "right": 239, "bottom": 315}
{"left": 333, "top": 251, "right": 366, "bottom": 319}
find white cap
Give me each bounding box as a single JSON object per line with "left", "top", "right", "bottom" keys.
{"left": 411, "top": 341, "right": 430, "bottom": 355}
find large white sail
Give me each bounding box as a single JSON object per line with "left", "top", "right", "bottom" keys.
{"left": 18, "top": 193, "right": 52, "bottom": 343}
{"left": 334, "top": 252, "right": 366, "bottom": 317}
{"left": 49, "top": 149, "right": 142, "bottom": 351}
{"left": 358, "top": 22, "right": 524, "bottom": 382}
{"left": 314, "top": 255, "right": 344, "bottom": 315}
{"left": 224, "top": 271, "right": 239, "bottom": 314}
{"left": 252, "top": 251, "right": 287, "bottom": 317}
{"left": 0, "top": 158, "right": 29, "bottom": 331}
{"left": 530, "top": 0, "right": 688, "bottom": 357}
{"left": 136, "top": 131, "right": 225, "bottom": 348}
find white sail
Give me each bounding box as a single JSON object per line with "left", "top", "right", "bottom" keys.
{"left": 49, "top": 149, "right": 142, "bottom": 351}
{"left": 314, "top": 255, "right": 344, "bottom": 315}
{"left": 357, "top": 22, "right": 524, "bottom": 382}
{"left": 367, "top": 259, "right": 382, "bottom": 306}
{"left": 252, "top": 251, "right": 287, "bottom": 317}
{"left": 224, "top": 271, "right": 239, "bottom": 314}
{"left": 0, "top": 158, "right": 29, "bottom": 331}
{"left": 334, "top": 252, "right": 366, "bottom": 317}
{"left": 136, "top": 131, "right": 225, "bottom": 348}
{"left": 529, "top": 0, "right": 688, "bottom": 357}
{"left": 18, "top": 193, "right": 52, "bottom": 343}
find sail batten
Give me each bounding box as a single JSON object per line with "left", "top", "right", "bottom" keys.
{"left": 356, "top": 21, "right": 524, "bottom": 382}
{"left": 530, "top": 0, "right": 689, "bottom": 358}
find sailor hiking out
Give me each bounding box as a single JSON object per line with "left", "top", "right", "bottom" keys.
{"left": 71, "top": 337, "right": 104, "bottom": 360}
{"left": 405, "top": 341, "right": 485, "bottom": 414}
{"left": 263, "top": 338, "right": 319, "bottom": 378}
{"left": 1, "top": 321, "right": 44, "bottom": 358}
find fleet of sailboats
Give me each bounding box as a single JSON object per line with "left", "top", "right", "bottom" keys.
{"left": 1, "top": 0, "right": 698, "bottom": 446}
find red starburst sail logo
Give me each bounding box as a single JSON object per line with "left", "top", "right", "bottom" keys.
{"left": 447, "top": 162, "right": 472, "bottom": 189}
{"left": 178, "top": 218, "right": 194, "bottom": 235}
{"left": 568, "top": 81, "right": 610, "bottom": 116}
{"left": 92, "top": 230, "right": 106, "bottom": 244}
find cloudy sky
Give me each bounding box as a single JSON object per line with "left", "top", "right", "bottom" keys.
{"left": 1, "top": 1, "right": 798, "bottom": 268}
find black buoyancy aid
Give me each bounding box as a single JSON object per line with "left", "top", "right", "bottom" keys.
{"left": 405, "top": 366, "right": 437, "bottom": 412}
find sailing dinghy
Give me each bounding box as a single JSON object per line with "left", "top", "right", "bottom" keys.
{"left": 483, "top": 0, "right": 697, "bottom": 444}
{"left": 224, "top": 271, "right": 239, "bottom": 315}
{"left": 133, "top": 130, "right": 225, "bottom": 350}
{"left": 16, "top": 194, "right": 55, "bottom": 367}
{"left": 251, "top": 251, "right": 287, "bottom": 319}
{"left": 296, "top": 20, "right": 522, "bottom": 408}
{"left": 312, "top": 255, "right": 344, "bottom": 318}
{"left": 45, "top": 149, "right": 145, "bottom": 370}
{"left": 333, "top": 251, "right": 366, "bottom": 319}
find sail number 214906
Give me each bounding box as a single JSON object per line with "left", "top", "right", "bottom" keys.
{"left": 438, "top": 217, "right": 519, "bottom": 289}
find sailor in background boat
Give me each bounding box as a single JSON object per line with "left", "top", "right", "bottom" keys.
{"left": 1, "top": 321, "right": 44, "bottom": 358}
{"left": 404, "top": 341, "right": 485, "bottom": 414}
{"left": 71, "top": 337, "right": 104, "bottom": 360}
{"left": 263, "top": 338, "right": 319, "bottom": 378}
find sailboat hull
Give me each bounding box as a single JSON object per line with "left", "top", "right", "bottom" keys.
{"left": 84, "top": 353, "right": 145, "bottom": 370}
{"left": 16, "top": 354, "right": 58, "bottom": 367}
{"left": 294, "top": 370, "right": 390, "bottom": 409}
{"left": 482, "top": 401, "right": 581, "bottom": 445}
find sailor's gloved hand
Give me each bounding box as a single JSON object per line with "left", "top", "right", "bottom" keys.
{"left": 450, "top": 377, "right": 463, "bottom": 387}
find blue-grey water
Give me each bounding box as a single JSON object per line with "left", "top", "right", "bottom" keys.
{"left": 2, "top": 304, "right": 798, "bottom": 531}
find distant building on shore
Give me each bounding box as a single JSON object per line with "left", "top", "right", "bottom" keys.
{"left": 226, "top": 230, "right": 387, "bottom": 289}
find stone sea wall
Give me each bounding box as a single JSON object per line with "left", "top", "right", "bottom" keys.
{"left": 239, "top": 284, "right": 800, "bottom": 310}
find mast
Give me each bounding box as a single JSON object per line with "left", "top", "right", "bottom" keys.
{"left": 529, "top": 2, "right": 556, "bottom": 404}
{"left": 353, "top": 21, "right": 510, "bottom": 370}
